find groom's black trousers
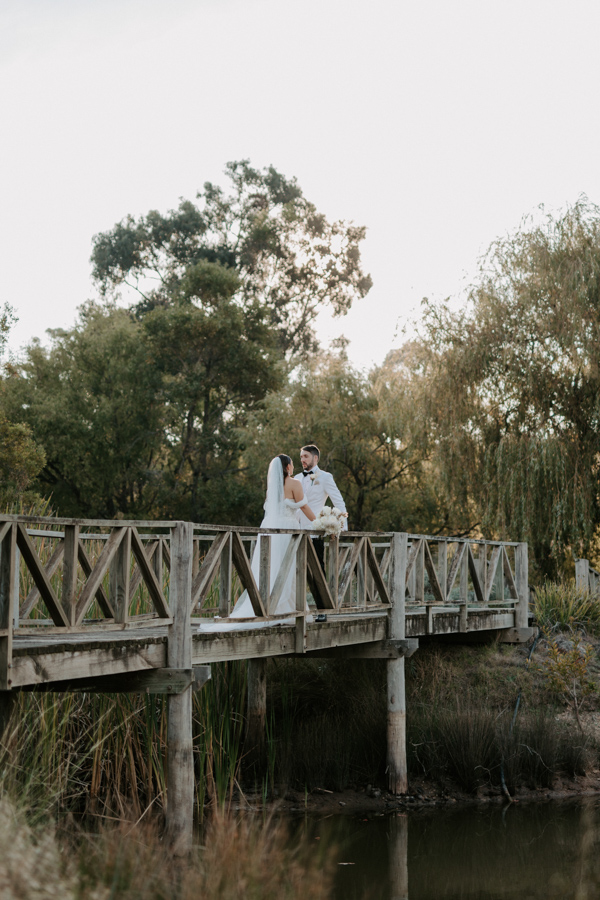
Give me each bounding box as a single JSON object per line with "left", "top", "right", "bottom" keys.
{"left": 312, "top": 537, "right": 326, "bottom": 576}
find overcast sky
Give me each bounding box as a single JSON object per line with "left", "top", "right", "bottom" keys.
{"left": 2, "top": 0, "right": 600, "bottom": 370}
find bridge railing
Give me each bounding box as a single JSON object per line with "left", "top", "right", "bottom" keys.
{"left": 0, "top": 515, "right": 530, "bottom": 686}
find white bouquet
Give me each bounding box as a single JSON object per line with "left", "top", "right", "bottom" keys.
{"left": 312, "top": 506, "right": 347, "bottom": 537}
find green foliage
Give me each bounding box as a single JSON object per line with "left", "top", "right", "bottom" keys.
{"left": 4, "top": 273, "right": 282, "bottom": 521}
{"left": 0, "top": 415, "right": 46, "bottom": 508}
{"left": 91, "top": 160, "right": 372, "bottom": 359}
{"left": 410, "top": 199, "right": 600, "bottom": 573}
{"left": 538, "top": 633, "right": 596, "bottom": 733}
{"left": 533, "top": 582, "right": 600, "bottom": 635}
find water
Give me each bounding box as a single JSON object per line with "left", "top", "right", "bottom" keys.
{"left": 297, "top": 800, "right": 600, "bottom": 899}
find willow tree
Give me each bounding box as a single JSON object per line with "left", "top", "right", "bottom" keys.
{"left": 413, "top": 199, "right": 600, "bottom": 575}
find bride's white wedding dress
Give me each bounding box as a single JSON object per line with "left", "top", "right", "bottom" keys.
{"left": 230, "top": 495, "right": 308, "bottom": 618}
{"left": 196, "top": 457, "right": 311, "bottom": 632}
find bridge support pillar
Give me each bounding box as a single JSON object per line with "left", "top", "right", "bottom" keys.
{"left": 387, "top": 533, "right": 408, "bottom": 795}
{"left": 246, "top": 658, "right": 267, "bottom": 774}
{"left": 166, "top": 522, "right": 194, "bottom": 855}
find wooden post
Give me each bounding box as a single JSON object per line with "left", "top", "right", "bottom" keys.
{"left": 295, "top": 535, "right": 307, "bottom": 653}
{"left": 438, "top": 541, "right": 447, "bottom": 603}
{"left": 110, "top": 527, "right": 131, "bottom": 624}
{"left": 166, "top": 521, "right": 194, "bottom": 854}
{"left": 63, "top": 524, "right": 79, "bottom": 626}
{"left": 219, "top": 535, "right": 232, "bottom": 617}
{"left": 575, "top": 559, "right": 590, "bottom": 592}
{"left": 460, "top": 545, "right": 468, "bottom": 633}
{"left": 0, "top": 525, "right": 16, "bottom": 690}
{"left": 259, "top": 536, "right": 271, "bottom": 614}
{"left": 328, "top": 535, "right": 339, "bottom": 606}
{"left": 414, "top": 541, "right": 424, "bottom": 604}
{"left": 515, "top": 542, "right": 529, "bottom": 630}
{"left": 387, "top": 532, "right": 408, "bottom": 795}
{"left": 246, "top": 658, "right": 267, "bottom": 773}
{"left": 389, "top": 812, "right": 409, "bottom": 900}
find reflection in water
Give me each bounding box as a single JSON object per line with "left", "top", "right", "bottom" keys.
{"left": 296, "top": 799, "right": 600, "bottom": 899}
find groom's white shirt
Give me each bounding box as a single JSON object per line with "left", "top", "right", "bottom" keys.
{"left": 294, "top": 465, "right": 348, "bottom": 531}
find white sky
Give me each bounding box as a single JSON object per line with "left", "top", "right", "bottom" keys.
{"left": 2, "top": 0, "right": 600, "bottom": 370}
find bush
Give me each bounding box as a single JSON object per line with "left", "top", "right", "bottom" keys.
{"left": 533, "top": 582, "right": 600, "bottom": 635}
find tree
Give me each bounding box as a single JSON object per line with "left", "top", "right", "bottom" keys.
{"left": 0, "top": 305, "right": 47, "bottom": 509}
{"left": 240, "top": 349, "right": 445, "bottom": 533}
{"left": 91, "top": 160, "right": 372, "bottom": 358}
{"left": 140, "top": 260, "right": 283, "bottom": 523}
{"left": 3, "top": 305, "right": 164, "bottom": 518}
{"left": 4, "top": 263, "right": 283, "bottom": 522}
{"left": 411, "top": 200, "right": 600, "bottom": 574}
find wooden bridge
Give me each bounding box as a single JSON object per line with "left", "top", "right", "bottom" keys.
{"left": 0, "top": 514, "right": 532, "bottom": 850}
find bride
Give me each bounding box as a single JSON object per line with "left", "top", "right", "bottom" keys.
{"left": 230, "top": 454, "right": 315, "bottom": 617}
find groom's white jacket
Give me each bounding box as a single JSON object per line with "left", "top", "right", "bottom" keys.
{"left": 294, "top": 466, "right": 348, "bottom": 530}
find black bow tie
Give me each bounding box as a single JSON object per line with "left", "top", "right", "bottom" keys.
{"left": 302, "top": 470, "right": 313, "bottom": 477}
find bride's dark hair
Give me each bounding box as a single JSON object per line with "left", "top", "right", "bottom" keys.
{"left": 277, "top": 454, "right": 292, "bottom": 484}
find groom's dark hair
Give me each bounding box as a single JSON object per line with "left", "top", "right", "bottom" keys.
{"left": 301, "top": 444, "right": 320, "bottom": 459}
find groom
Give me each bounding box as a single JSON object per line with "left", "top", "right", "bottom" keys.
{"left": 295, "top": 443, "right": 348, "bottom": 572}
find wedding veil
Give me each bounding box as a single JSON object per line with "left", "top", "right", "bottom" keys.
{"left": 262, "top": 456, "right": 285, "bottom": 528}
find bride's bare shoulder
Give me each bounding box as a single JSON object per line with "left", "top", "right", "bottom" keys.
{"left": 286, "top": 478, "right": 304, "bottom": 500}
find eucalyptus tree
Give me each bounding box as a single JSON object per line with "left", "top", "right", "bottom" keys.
{"left": 412, "top": 200, "right": 600, "bottom": 573}
{"left": 91, "top": 160, "right": 372, "bottom": 358}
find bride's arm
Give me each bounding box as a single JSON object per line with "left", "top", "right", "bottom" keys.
{"left": 290, "top": 479, "right": 316, "bottom": 521}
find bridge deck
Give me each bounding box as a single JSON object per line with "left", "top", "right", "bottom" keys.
{"left": 8, "top": 605, "right": 521, "bottom": 689}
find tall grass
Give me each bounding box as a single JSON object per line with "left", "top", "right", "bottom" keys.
{"left": 0, "top": 797, "right": 334, "bottom": 900}
{"left": 533, "top": 581, "right": 600, "bottom": 634}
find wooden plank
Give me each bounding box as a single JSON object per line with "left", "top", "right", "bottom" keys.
{"left": 62, "top": 526, "right": 79, "bottom": 626}
{"left": 0, "top": 524, "right": 16, "bottom": 689}
{"left": 25, "top": 667, "right": 199, "bottom": 694}
{"left": 295, "top": 535, "right": 307, "bottom": 653}
{"left": 515, "top": 542, "right": 529, "bottom": 630}
{"left": 502, "top": 547, "right": 519, "bottom": 600}
{"left": 191, "top": 532, "right": 229, "bottom": 608}
{"left": 231, "top": 532, "right": 265, "bottom": 616}
{"left": 130, "top": 527, "right": 171, "bottom": 619}
{"left": 423, "top": 542, "right": 444, "bottom": 603}
{"left": 219, "top": 535, "right": 232, "bottom": 617}
{"left": 306, "top": 538, "right": 335, "bottom": 610}
{"left": 328, "top": 536, "right": 339, "bottom": 606}
{"left": 10, "top": 640, "right": 167, "bottom": 687}
{"left": 405, "top": 540, "right": 421, "bottom": 581}
{"left": 446, "top": 542, "right": 466, "bottom": 599}
{"left": 269, "top": 535, "right": 301, "bottom": 614}
{"left": 20, "top": 539, "right": 65, "bottom": 619}
{"left": 74, "top": 528, "right": 126, "bottom": 625}
{"left": 460, "top": 547, "right": 468, "bottom": 633}
{"left": 162, "top": 539, "right": 171, "bottom": 571}
{"left": 259, "top": 535, "right": 271, "bottom": 614}
{"left": 338, "top": 538, "right": 364, "bottom": 607}
{"left": 438, "top": 541, "right": 448, "bottom": 603}
{"left": 110, "top": 528, "right": 132, "bottom": 624}
{"left": 485, "top": 545, "right": 502, "bottom": 603}
{"left": 467, "top": 545, "right": 485, "bottom": 603}
{"left": 414, "top": 541, "right": 425, "bottom": 603}
{"left": 77, "top": 542, "right": 114, "bottom": 618}
{"left": 365, "top": 539, "right": 390, "bottom": 605}
{"left": 303, "top": 638, "right": 419, "bottom": 659}
{"left": 16, "top": 524, "right": 69, "bottom": 628}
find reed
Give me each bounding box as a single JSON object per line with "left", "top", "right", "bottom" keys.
{"left": 0, "top": 797, "right": 334, "bottom": 900}
{"left": 533, "top": 581, "right": 600, "bottom": 634}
